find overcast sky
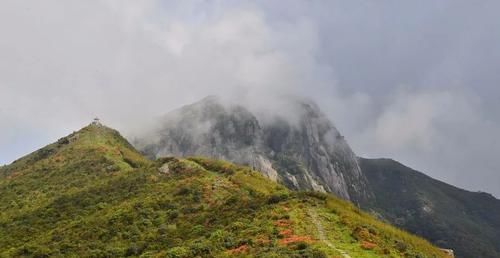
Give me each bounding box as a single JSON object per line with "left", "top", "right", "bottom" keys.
{"left": 1, "top": 1, "right": 499, "bottom": 197}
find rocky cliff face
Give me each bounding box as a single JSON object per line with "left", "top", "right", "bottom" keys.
{"left": 135, "top": 96, "right": 372, "bottom": 203}
{"left": 132, "top": 96, "right": 500, "bottom": 258}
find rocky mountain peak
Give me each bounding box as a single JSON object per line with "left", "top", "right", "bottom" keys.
{"left": 135, "top": 96, "right": 372, "bottom": 203}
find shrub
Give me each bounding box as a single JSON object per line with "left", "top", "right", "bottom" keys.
{"left": 352, "top": 226, "right": 372, "bottom": 241}
{"left": 166, "top": 246, "right": 191, "bottom": 258}
{"left": 175, "top": 187, "right": 191, "bottom": 196}
{"left": 395, "top": 241, "right": 408, "bottom": 252}
{"left": 156, "top": 157, "right": 177, "bottom": 165}
{"left": 296, "top": 242, "right": 309, "bottom": 250}
{"left": 305, "top": 191, "right": 328, "bottom": 201}
{"left": 15, "top": 244, "right": 51, "bottom": 258}
{"left": 168, "top": 210, "right": 179, "bottom": 220}
{"left": 225, "top": 195, "right": 239, "bottom": 205}
{"left": 189, "top": 240, "right": 211, "bottom": 256}
{"left": 125, "top": 244, "right": 142, "bottom": 256}
{"left": 267, "top": 193, "right": 289, "bottom": 204}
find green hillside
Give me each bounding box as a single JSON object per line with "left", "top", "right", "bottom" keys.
{"left": 0, "top": 124, "right": 449, "bottom": 257}
{"left": 359, "top": 158, "right": 500, "bottom": 258}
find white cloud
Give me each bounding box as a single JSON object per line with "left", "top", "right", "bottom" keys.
{"left": 1, "top": 0, "right": 499, "bottom": 197}
{"left": 351, "top": 89, "right": 500, "bottom": 194}
{"left": 0, "top": 0, "right": 329, "bottom": 160}
{"left": 374, "top": 91, "right": 458, "bottom": 151}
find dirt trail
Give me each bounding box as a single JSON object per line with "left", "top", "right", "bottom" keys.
{"left": 308, "top": 208, "right": 352, "bottom": 258}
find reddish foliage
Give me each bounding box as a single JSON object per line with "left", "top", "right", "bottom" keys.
{"left": 279, "top": 229, "right": 293, "bottom": 237}
{"left": 227, "top": 244, "right": 249, "bottom": 254}
{"left": 360, "top": 241, "right": 377, "bottom": 250}
{"left": 279, "top": 235, "right": 314, "bottom": 245}
{"left": 273, "top": 219, "right": 291, "bottom": 227}
{"left": 53, "top": 155, "right": 64, "bottom": 163}
{"left": 273, "top": 217, "right": 313, "bottom": 246}
{"left": 255, "top": 235, "right": 271, "bottom": 245}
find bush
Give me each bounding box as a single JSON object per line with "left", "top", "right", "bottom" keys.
{"left": 15, "top": 244, "right": 51, "bottom": 258}
{"left": 267, "top": 193, "right": 289, "bottom": 204}
{"left": 352, "top": 226, "right": 372, "bottom": 241}
{"left": 395, "top": 241, "right": 408, "bottom": 252}
{"left": 168, "top": 210, "right": 179, "bottom": 220}
{"left": 187, "top": 157, "right": 236, "bottom": 175}
{"left": 156, "top": 157, "right": 177, "bottom": 165}
{"left": 225, "top": 195, "right": 239, "bottom": 205}
{"left": 311, "top": 249, "right": 328, "bottom": 258}
{"left": 296, "top": 242, "right": 309, "bottom": 250}
{"left": 166, "top": 246, "right": 191, "bottom": 258}
{"left": 175, "top": 187, "right": 191, "bottom": 196}
{"left": 305, "top": 191, "right": 328, "bottom": 201}
{"left": 125, "top": 244, "right": 142, "bottom": 256}
{"left": 296, "top": 247, "right": 328, "bottom": 258}
{"left": 189, "top": 240, "right": 211, "bottom": 256}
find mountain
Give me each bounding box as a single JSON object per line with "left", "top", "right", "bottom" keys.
{"left": 135, "top": 96, "right": 372, "bottom": 204}
{"left": 0, "top": 123, "right": 449, "bottom": 257}
{"left": 133, "top": 97, "right": 500, "bottom": 258}
{"left": 359, "top": 158, "right": 500, "bottom": 258}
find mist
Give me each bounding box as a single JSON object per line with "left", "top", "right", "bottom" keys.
{"left": 1, "top": 0, "right": 499, "bottom": 197}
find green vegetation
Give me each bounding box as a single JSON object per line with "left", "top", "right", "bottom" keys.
{"left": 0, "top": 124, "right": 448, "bottom": 257}
{"left": 360, "top": 158, "right": 500, "bottom": 258}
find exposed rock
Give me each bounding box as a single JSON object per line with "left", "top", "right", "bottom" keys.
{"left": 440, "top": 248, "right": 455, "bottom": 258}
{"left": 134, "top": 96, "right": 373, "bottom": 203}
{"left": 158, "top": 163, "right": 170, "bottom": 174}
{"left": 253, "top": 155, "right": 279, "bottom": 182}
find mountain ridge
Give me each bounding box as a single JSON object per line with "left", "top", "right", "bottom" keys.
{"left": 135, "top": 96, "right": 372, "bottom": 204}
{"left": 132, "top": 96, "right": 499, "bottom": 258}
{"left": 359, "top": 157, "right": 500, "bottom": 258}
{"left": 0, "top": 123, "right": 449, "bottom": 257}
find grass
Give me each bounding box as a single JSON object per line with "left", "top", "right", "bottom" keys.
{"left": 0, "top": 125, "right": 449, "bottom": 257}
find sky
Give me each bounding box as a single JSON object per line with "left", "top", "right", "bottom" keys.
{"left": 1, "top": 0, "right": 499, "bottom": 197}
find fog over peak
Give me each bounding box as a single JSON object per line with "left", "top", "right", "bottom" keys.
{"left": 1, "top": 0, "right": 499, "bottom": 197}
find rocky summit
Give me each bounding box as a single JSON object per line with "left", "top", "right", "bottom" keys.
{"left": 134, "top": 96, "right": 500, "bottom": 258}
{"left": 135, "top": 96, "right": 372, "bottom": 204}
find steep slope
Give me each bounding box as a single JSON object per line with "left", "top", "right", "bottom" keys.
{"left": 0, "top": 124, "right": 448, "bottom": 257}
{"left": 136, "top": 96, "right": 372, "bottom": 204}
{"left": 133, "top": 97, "right": 500, "bottom": 258}
{"left": 359, "top": 158, "right": 500, "bottom": 258}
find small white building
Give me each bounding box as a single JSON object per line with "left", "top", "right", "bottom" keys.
{"left": 91, "top": 117, "right": 101, "bottom": 126}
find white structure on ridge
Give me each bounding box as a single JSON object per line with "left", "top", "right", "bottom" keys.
{"left": 92, "top": 117, "right": 101, "bottom": 126}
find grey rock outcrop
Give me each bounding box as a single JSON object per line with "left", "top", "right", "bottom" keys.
{"left": 134, "top": 96, "right": 372, "bottom": 203}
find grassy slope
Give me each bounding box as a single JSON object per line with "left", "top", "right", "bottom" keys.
{"left": 359, "top": 158, "right": 500, "bottom": 258}
{"left": 0, "top": 125, "right": 447, "bottom": 257}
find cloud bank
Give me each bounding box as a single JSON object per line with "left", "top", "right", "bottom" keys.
{"left": 1, "top": 0, "right": 499, "bottom": 196}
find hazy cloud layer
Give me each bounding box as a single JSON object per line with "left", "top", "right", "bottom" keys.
{"left": 1, "top": 1, "right": 499, "bottom": 196}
